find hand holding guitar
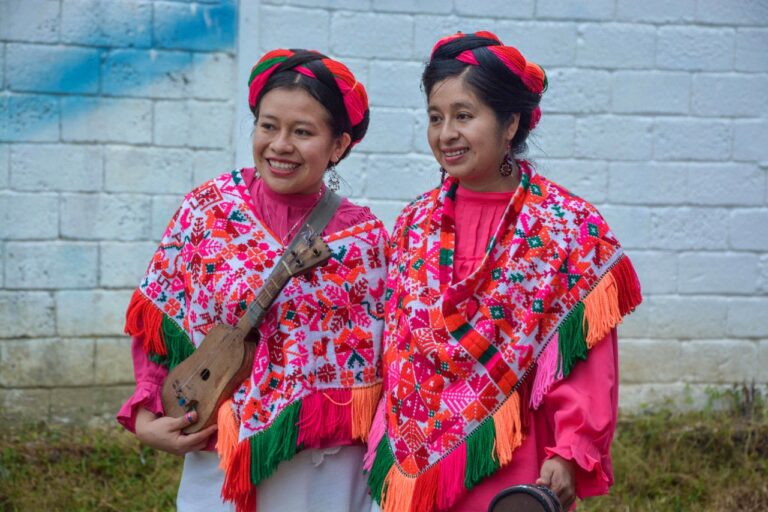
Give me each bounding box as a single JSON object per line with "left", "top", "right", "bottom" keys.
{"left": 135, "top": 407, "right": 218, "bottom": 456}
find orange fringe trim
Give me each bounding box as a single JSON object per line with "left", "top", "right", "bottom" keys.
{"left": 582, "top": 272, "right": 622, "bottom": 348}
{"left": 352, "top": 383, "right": 382, "bottom": 441}
{"left": 381, "top": 464, "right": 417, "bottom": 512}
{"left": 216, "top": 399, "right": 239, "bottom": 472}
{"left": 221, "top": 438, "right": 255, "bottom": 512}
{"left": 492, "top": 391, "right": 523, "bottom": 466}
{"left": 125, "top": 289, "right": 167, "bottom": 356}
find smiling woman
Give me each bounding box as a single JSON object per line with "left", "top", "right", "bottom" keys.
{"left": 117, "top": 48, "right": 386, "bottom": 512}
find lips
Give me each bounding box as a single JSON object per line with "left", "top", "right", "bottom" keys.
{"left": 442, "top": 147, "right": 468, "bottom": 164}
{"left": 266, "top": 158, "right": 301, "bottom": 175}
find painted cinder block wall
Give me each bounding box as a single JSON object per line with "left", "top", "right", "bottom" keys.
{"left": 0, "top": 0, "right": 766, "bottom": 424}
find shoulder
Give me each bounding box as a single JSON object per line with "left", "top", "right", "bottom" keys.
{"left": 394, "top": 186, "right": 441, "bottom": 231}
{"left": 333, "top": 197, "right": 380, "bottom": 230}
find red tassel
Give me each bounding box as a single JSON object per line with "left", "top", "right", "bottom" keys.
{"left": 125, "top": 289, "right": 167, "bottom": 356}
{"left": 516, "top": 376, "right": 533, "bottom": 435}
{"left": 296, "top": 390, "right": 352, "bottom": 448}
{"left": 221, "top": 439, "right": 254, "bottom": 511}
{"left": 611, "top": 257, "right": 642, "bottom": 316}
{"left": 410, "top": 464, "right": 439, "bottom": 512}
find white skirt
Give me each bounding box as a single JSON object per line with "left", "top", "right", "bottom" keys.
{"left": 177, "top": 446, "right": 371, "bottom": 512}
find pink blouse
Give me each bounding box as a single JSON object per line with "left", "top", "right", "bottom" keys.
{"left": 447, "top": 185, "right": 618, "bottom": 511}
{"left": 116, "top": 168, "right": 377, "bottom": 434}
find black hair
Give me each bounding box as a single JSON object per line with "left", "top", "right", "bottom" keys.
{"left": 252, "top": 50, "right": 369, "bottom": 163}
{"left": 422, "top": 35, "right": 542, "bottom": 157}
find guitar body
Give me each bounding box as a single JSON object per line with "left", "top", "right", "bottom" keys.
{"left": 161, "top": 324, "right": 258, "bottom": 434}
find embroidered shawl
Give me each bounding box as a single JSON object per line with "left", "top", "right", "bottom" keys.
{"left": 364, "top": 161, "right": 642, "bottom": 512}
{"left": 124, "top": 169, "right": 387, "bottom": 511}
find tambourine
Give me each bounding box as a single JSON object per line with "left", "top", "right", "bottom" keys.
{"left": 488, "top": 485, "right": 563, "bottom": 512}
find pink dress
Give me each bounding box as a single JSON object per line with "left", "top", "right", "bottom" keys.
{"left": 117, "top": 168, "right": 377, "bottom": 439}
{"left": 447, "top": 185, "right": 618, "bottom": 511}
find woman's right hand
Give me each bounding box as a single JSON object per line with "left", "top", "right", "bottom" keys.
{"left": 134, "top": 408, "right": 218, "bottom": 456}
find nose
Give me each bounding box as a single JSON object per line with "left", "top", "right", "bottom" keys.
{"left": 439, "top": 119, "right": 458, "bottom": 144}
{"left": 271, "top": 130, "right": 293, "bottom": 153}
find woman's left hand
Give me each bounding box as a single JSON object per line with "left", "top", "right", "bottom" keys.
{"left": 536, "top": 455, "right": 576, "bottom": 510}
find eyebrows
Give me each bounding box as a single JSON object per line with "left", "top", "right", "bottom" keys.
{"left": 427, "top": 100, "right": 476, "bottom": 113}
{"left": 258, "top": 112, "right": 319, "bottom": 128}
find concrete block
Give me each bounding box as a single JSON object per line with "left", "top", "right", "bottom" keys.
{"left": 152, "top": 195, "right": 185, "bottom": 239}
{"left": 625, "top": 250, "right": 678, "bottom": 295}
{"left": 355, "top": 108, "right": 415, "bottom": 153}
{"left": 366, "top": 154, "right": 438, "bottom": 201}
{"left": 191, "top": 52, "right": 236, "bottom": 100}
{"left": 104, "top": 146, "right": 194, "bottom": 194}
{"left": 49, "top": 385, "right": 135, "bottom": 425}
{"left": 6, "top": 44, "right": 100, "bottom": 94}
{"left": 0, "top": 338, "right": 95, "bottom": 387}
{"left": 654, "top": 119, "right": 732, "bottom": 161}
{"left": 259, "top": 6, "right": 329, "bottom": 49}
{"left": 616, "top": 0, "right": 695, "bottom": 23}
{"left": 413, "top": 16, "right": 497, "bottom": 61}
{"left": 0, "top": 291, "right": 55, "bottom": 339}
{"left": 368, "top": 60, "right": 424, "bottom": 109}
{"left": 61, "top": 193, "right": 151, "bottom": 241}
{"left": 456, "top": 0, "right": 534, "bottom": 17}
{"left": 650, "top": 207, "right": 730, "bottom": 250}
{"left": 636, "top": 295, "right": 729, "bottom": 339}
{"left": 619, "top": 383, "right": 725, "bottom": 413}
{"left": 495, "top": 21, "right": 577, "bottom": 67}
{"left": 0, "top": 144, "right": 8, "bottom": 188}
{"left": 681, "top": 340, "right": 759, "bottom": 382}
{"left": 611, "top": 71, "right": 690, "bottom": 114}
{"left": 154, "top": 100, "right": 234, "bottom": 148}
{"left": 544, "top": 69, "right": 611, "bottom": 114}
{"left": 729, "top": 209, "right": 768, "bottom": 251}
{"left": 329, "top": 0, "right": 372, "bottom": 9}
{"left": 153, "top": 1, "right": 237, "bottom": 51}
{"left": 99, "top": 241, "right": 157, "bottom": 288}
{"left": 358, "top": 199, "right": 409, "bottom": 231}
{"left": 331, "top": 12, "right": 413, "bottom": 59}
{"left": 102, "top": 49, "right": 192, "bottom": 99}
{"left": 5, "top": 242, "right": 98, "bottom": 289}
{"left": 678, "top": 252, "right": 759, "bottom": 294}
{"left": 608, "top": 162, "right": 687, "bottom": 205}
{"left": 1, "top": 94, "right": 59, "bottom": 142}
{"left": 657, "top": 26, "right": 734, "bottom": 71}
{"left": 696, "top": 0, "right": 768, "bottom": 25}
{"left": 576, "top": 24, "right": 655, "bottom": 69}
{"left": 335, "top": 153, "right": 366, "bottom": 198}
{"left": 692, "top": 74, "right": 768, "bottom": 117}
{"left": 686, "top": 163, "right": 765, "bottom": 206}
{"left": 94, "top": 338, "right": 134, "bottom": 385}
{"left": 535, "top": 159, "right": 608, "bottom": 203}
{"left": 192, "top": 150, "right": 235, "bottom": 185}
{"left": 56, "top": 289, "right": 134, "bottom": 336}
{"left": 599, "top": 205, "right": 653, "bottom": 250}
{"left": 375, "top": 0, "right": 452, "bottom": 13}
{"left": 733, "top": 120, "right": 768, "bottom": 162}
{"left": 61, "top": 0, "right": 151, "bottom": 47}
{"left": 536, "top": 0, "right": 614, "bottom": 20}
{"left": 0, "top": 389, "right": 51, "bottom": 425}
{"left": 619, "top": 339, "right": 682, "bottom": 383}
{"left": 759, "top": 340, "right": 768, "bottom": 381}
{"left": 735, "top": 29, "right": 768, "bottom": 72}
{"left": 0, "top": 192, "right": 58, "bottom": 239}
{"left": 10, "top": 144, "right": 103, "bottom": 192}
{"left": 527, "top": 115, "right": 576, "bottom": 159}
{"left": 412, "top": 114, "right": 432, "bottom": 155}
{"left": 0, "top": 0, "right": 59, "bottom": 43}
{"left": 61, "top": 97, "right": 151, "bottom": 144}
{"left": 575, "top": 116, "right": 653, "bottom": 160}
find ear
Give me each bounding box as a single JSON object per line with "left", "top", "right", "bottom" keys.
{"left": 504, "top": 113, "right": 520, "bottom": 145}
{"left": 332, "top": 132, "right": 353, "bottom": 163}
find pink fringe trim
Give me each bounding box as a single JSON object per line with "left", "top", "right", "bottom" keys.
{"left": 437, "top": 443, "right": 467, "bottom": 510}
{"left": 530, "top": 335, "right": 561, "bottom": 410}
{"left": 296, "top": 389, "right": 352, "bottom": 449}
{"left": 364, "top": 398, "right": 387, "bottom": 471}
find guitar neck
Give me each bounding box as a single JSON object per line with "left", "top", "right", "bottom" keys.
{"left": 236, "top": 260, "right": 292, "bottom": 334}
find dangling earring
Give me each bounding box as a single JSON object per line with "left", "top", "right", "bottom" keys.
{"left": 326, "top": 163, "right": 340, "bottom": 192}
{"left": 440, "top": 167, "right": 447, "bottom": 183}
{"left": 499, "top": 143, "right": 515, "bottom": 177}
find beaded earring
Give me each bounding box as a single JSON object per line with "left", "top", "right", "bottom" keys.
{"left": 440, "top": 167, "right": 447, "bottom": 183}
{"left": 499, "top": 143, "right": 515, "bottom": 177}
{"left": 326, "top": 164, "right": 340, "bottom": 191}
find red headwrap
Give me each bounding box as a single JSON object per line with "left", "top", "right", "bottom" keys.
{"left": 247, "top": 49, "right": 369, "bottom": 145}
{"left": 430, "top": 31, "right": 547, "bottom": 130}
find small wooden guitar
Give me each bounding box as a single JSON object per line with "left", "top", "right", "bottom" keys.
{"left": 161, "top": 232, "right": 333, "bottom": 434}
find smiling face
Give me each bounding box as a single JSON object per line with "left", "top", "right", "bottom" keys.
{"left": 252, "top": 87, "right": 351, "bottom": 195}
{"left": 427, "top": 75, "right": 519, "bottom": 192}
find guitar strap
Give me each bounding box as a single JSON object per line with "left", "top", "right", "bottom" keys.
{"left": 284, "top": 188, "right": 342, "bottom": 254}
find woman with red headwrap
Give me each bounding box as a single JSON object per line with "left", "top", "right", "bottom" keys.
{"left": 365, "top": 32, "right": 642, "bottom": 511}
{"left": 117, "top": 49, "right": 386, "bottom": 511}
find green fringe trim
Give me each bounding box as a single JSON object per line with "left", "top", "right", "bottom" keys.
{"left": 147, "top": 315, "right": 195, "bottom": 370}
{"left": 250, "top": 400, "right": 301, "bottom": 485}
{"left": 558, "top": 301, "right": 589, "bottom": 378}
{"left": 465, "top": 418, "right": 500, "bottom": 490}
{"left": 368, "top": 434, "right": 395, "bottom": 505}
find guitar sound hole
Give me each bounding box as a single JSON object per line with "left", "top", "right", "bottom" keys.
{"left": 200, "top": 368, "right": 211, "bottom": 381}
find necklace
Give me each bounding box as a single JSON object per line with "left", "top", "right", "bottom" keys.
{"left": 263, "top": 188, "right": 324, "bottom": 245}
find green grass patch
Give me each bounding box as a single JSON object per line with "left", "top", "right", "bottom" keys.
{"left": 1, "top": 385, "right": 766, "bottom": 511}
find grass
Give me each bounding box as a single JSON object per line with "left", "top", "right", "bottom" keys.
{"left": 1, "top": 385, "right": 766, "bottom": 511}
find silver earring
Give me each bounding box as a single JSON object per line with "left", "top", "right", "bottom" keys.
{"left": 326, "top": 164, "right": 340, "bottom": 192}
